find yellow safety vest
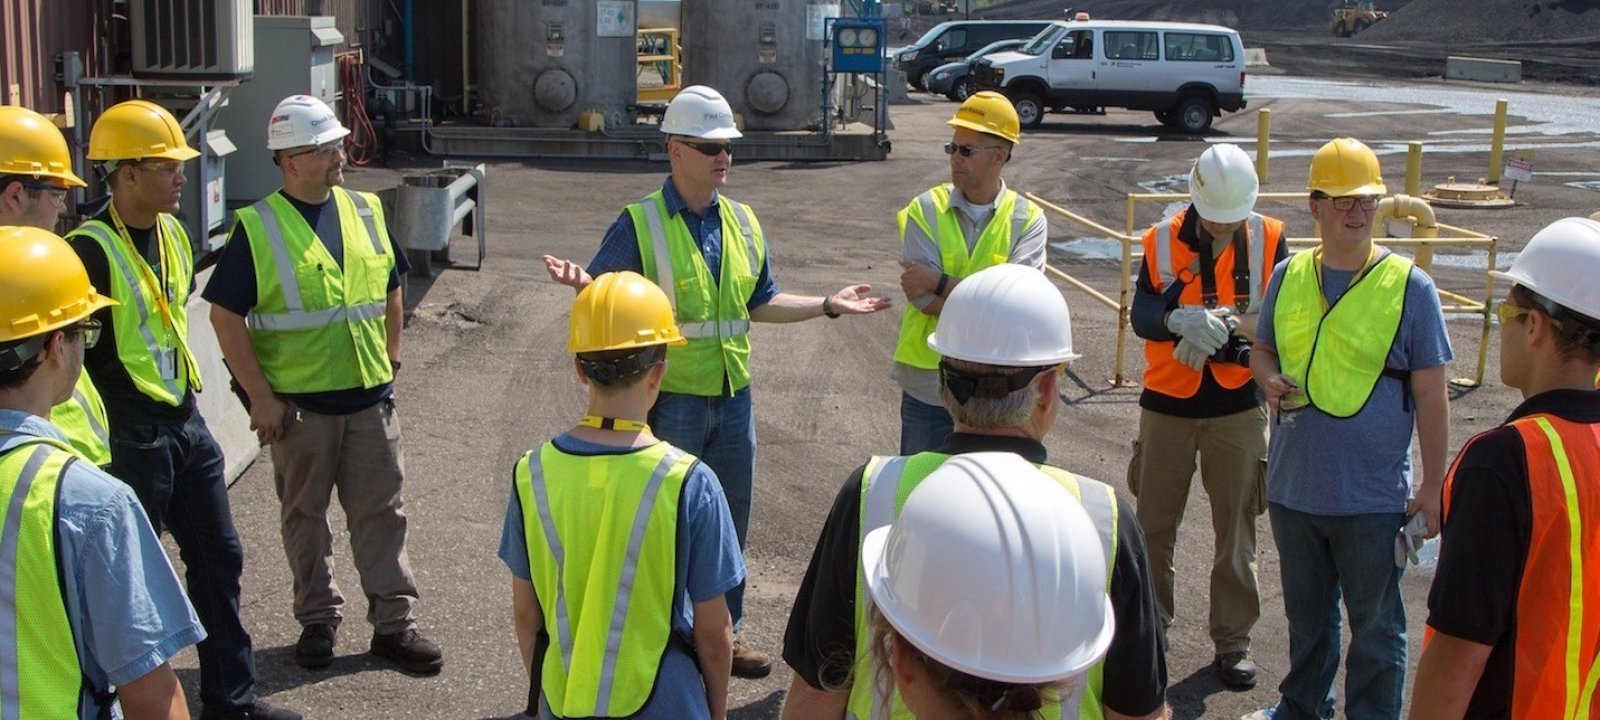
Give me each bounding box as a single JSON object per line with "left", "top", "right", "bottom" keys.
{"left": 0, "top": 437, "right": 83, "bottom": 718}
{"left": 49, "top": 373, "right": 111, "bottom": 466}
{"left": 232, "top": 188, "right": 395, "bottom": 394}
{"left": 893, "top": 185, "right": 1041, "bottom": 370}
{"left": 629, "top": 190, "right": 766, "bottom": 397}
{"left": 516, "top": 441, "right": 694, "bottom": 718}
{"left": 1273, "top": 249, "right": 1413, "bottom": 418}
{"left": 846, "top": 452, "right": 1118, "bottom": 720}
{"left": 67, "top": 215, "right": 200, "bottom": 406}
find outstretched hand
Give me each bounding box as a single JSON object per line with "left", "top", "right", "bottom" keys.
{"left": 830, "top": 284, "right": 892, "bottom": 315}
{"left": 542, "top": 255, "right": 592, "bottom": 291}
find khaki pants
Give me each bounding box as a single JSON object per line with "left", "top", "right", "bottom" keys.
{"left": 1128, "top": 404, "right": 1267, "bottom": 654}
{"left": 271, "top": 399, "right": 419, "bottom": 634}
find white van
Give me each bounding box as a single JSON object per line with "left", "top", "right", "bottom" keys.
{"left": 971, "top": 17, "right": 1247, "bottom": 133}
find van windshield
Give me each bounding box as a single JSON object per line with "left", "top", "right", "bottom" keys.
{"left": 912, "top": 22, "right": 954, "bottom": 48}
{"left": 1017, "top": 26, "right": 1064, "bottom": 56}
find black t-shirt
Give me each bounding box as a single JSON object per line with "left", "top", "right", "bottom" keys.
{"left": 201, "top": 190, "right": 410, "bottom": 416}
{"left": 781, "top": 433, "right": 1169, "bottom": 717}
{"left": 1131, "top": 209, "right": 1288, "bottom": 419}
{"left": 69, "top": 209, "right": 198, "bottom": 427}
{"left": 1426, "top": 388, "right": 1600, "bottom": 717}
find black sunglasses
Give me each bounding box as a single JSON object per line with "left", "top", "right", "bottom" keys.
{"left": 944, "top": 142, "right": 1006, "bottom": 158}
{"left": 677, "top": 139, "right": 734, "bottom": 157}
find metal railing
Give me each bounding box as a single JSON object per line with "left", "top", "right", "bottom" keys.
{"left": 636, "top": 28, "right": 682, "bottom": 104}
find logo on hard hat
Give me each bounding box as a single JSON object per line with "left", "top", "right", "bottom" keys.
{"left": 271, "top": 114, "right": 290, "bottom": 123}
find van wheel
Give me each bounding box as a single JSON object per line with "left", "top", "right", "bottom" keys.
{"left": 1176, "top": 96, "right": 1213, "bottom": 133}
{"left": 949, "top": 77, "right": 974, "bottom": 102}
{"left": 1012, "top": 92, "right": 1045, "bottom": 129}
{"left": 916, "top": 69, "right": 933, "bottom": 91}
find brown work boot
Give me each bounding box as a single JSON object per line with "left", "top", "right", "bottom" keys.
{"left": 371, "top": 627, "right": 444, "bottom": 675}
{"left": 1215, "top": 650, "right": 1258, "bottom": 690}
{"left": 730, "top": 640, "right": 773, "bottom": 679}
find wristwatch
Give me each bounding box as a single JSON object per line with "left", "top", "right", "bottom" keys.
{"left": 822, "top": 296, "right": 841, "bottom": 319}
{"left": 390, "top": 359, "right": 402, "bottom": 373}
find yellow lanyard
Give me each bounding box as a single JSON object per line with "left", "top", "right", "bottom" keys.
{"left": 1313, "top": 244, "right": 1380, "bottom": 314}
{"left": 577, "top": 415, "right": 651, "bottom": 434}
{"left": 107, "top": 201, "right": 179, "bottom": 325}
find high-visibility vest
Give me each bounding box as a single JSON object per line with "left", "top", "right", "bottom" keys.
{"left": 1436, "top": 412, "right": 1600, "bottom": 719}
{"left": 1140, "top": 209, "right": 1283, "bottom": 398}
{"left": 629, "top": 190, "right": 766, "bottom": 397}
{"left": 232, "top": 188, "right": 395, "bottom": 394}
{"left": 67, "top": 215, "right": 199, "bottom": 406}
{"left": 0, "top": 437, "right": 85, "bottom": 718}
{"left": 49, "top": 373, "right": 111, "bottom": 466}
{"left": 1272, "top": 250, "right": 1412, "bottom": 418}
{"left": 845, "top": 452, "right": 1119, "bottom": 720}
{"left": 893, "top": 185, "right": 1043, "bottom": 370}
{"left": 515, "top": 441, "right": 694, "bottom": 718}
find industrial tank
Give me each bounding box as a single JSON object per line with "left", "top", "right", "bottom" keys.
{"left": 682, "top": 0, "right": 840, "bottom": 131}
{"left": 476, "top": 0, "right": 639, "bottom": 128}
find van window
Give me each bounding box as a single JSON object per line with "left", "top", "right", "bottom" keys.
{"left": 933, "top": 28, "right": 967, "bottom": 53}
{"left": 1104, "top": 30, "right": 1159, "bottom": 61}
{"left": 1164, "top": 32, "right": 1236, "bottom": 62}
{"left": 1019, "top": 26, "right": 1062, "bottom": 56}
{"left": 1053, "top": 29, "right": 1094, "bottom": 59}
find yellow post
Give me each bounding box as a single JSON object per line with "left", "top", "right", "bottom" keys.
{"left": 1115, "top": 235, "right": 1134, "bottom": 387}
{"left": 1405, "top": 142, "right": 1422, "bottom": 197}
{"left": 1487, "top": 98, "right": 1508, "bottom": 184}
{"left": 1256, "top": 108, "right": 1271, "bottom": 184}
{"left": 1473, "top": 235, "right": 1499, "bottom": 386}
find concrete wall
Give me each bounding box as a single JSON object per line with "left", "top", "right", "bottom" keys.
{"left": 187, "top": 267, "right": 260, "bottom": 483}
{"left": 1445, "top": 56, "right": 1521, "bottom": 83}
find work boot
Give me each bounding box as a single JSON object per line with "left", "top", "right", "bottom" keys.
{"left": 1215, "top": 650, "right": 1259, "bottom": 690}
{"left": 371, "top": 627, "right": 445, "bottom": 675}
{"left": 730, "top": 640, "right": 773, "bottom": 679}
{"left": 198, "top": 699, "right": 302, "bottom": 720}
{"left": 293, "top": 623, "right": 336, "bottom": 670}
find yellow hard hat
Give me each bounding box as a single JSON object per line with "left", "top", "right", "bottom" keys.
{"left": 947, "top": 91, "right": 1020, "bottom": 145}
{"left": 0, "top": 106, "right": 86, "bottom": 188}
{"left": 0, "top": 226, "right": 117, "bottom": 344}
{"left": 1308, "top": 137, "right": 1386, "bottom": 197}
{"left": 568, "top": 271, "right": 687, "bottom": 354}
{"left": 87, "top": 100, "right": 199, "bottom": 163}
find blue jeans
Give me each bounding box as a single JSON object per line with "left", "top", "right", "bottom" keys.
{"left": 650, "top": 387, "right": 755, "bottom": 629}
{"left": 1267, "top": 503, "right": 1407, "bottom": 720}
{"left": 899, "top": 392, "right": 954, "bottom": 456}
{"left": 107, "top": 408, "right": 256, "bottom": 711}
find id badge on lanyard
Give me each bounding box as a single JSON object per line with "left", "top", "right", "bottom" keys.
{"left": 156, "top": 348, "right": 179, "bottom": 380}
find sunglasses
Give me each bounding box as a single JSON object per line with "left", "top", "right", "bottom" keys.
{"left": 1324, "top": 195, "right": 1380, "bottom": 212}
{"left": 677, "top": 139, "right": 733, "bottom": 157}
{"left": 944, "top": 142, "right": 1006, "bottom": 158}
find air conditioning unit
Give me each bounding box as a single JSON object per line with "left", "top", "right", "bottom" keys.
{"left": 130, "top": 0, "right": 254, "bottom": 79}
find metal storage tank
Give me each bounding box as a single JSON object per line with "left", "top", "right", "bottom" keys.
{"left": 476, "top": 0, "right": 638, "bottom": 128}
{"left": 682, "top": 0, "right": 839, "bottom": 131}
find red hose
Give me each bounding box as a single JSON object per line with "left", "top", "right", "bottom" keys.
{"left": 338, "top": 51, "right": 378, "bottom": 166}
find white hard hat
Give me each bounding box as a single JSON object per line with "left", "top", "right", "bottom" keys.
{"left": 927, "top": 264, "right": 1079, "bottom": 366}
{"left": 660, "top": 85, "right": 742, "bottom": 140}
{"left": 1188, "top": 143, "right": 1259, "bottom": 224}
{"left": 862, "top": 452, "right": 1115, "bottom": 684}
{"left": 1490, "top": 217, "right": 1600, "bottom": 322}
{"left": 267, "top": 94, "right": 350, "bottom": 151}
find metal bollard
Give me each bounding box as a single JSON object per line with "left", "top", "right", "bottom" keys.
{"left": 395, "top": 162, "right": 487, "bottom": 276}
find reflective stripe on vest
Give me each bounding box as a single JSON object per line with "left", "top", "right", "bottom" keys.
{"left": 846, "top": 452, "right": 1117, "bottom": 720}
{"left": 1494, "top": 414, "right": 1600, "bottom": 719}
{"left": 893, "top": 186, "right": 1039, "bottom": 370}
{"left": 48, "top": 374, "right": 111, "bottom": 467}
{"left": 235, "top": 188, "right": 395, "bottom": 394}
{"left": 1142, "top": 209, "right": 1282, "bottom": 398}
{"left": 629, "top": 191, "right": 766, "bottom": 396}
{"left": 66, "top": 217, "right": 197, "bottom": 405}
{"left": 1272, "top": 250, "right": 1412, "bottom": 418}
{"left": 0, "top": 440, "right": 82, "bottom": 718}
{"left": 516, "top": 442, "right": 691, "bottom": 717}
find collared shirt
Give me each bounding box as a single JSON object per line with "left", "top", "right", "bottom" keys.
{"left": 587, "top": 178, "right": 779, "bottom": 311}
{"left": 0, "top": 409, "right": 204, "bottom": 718}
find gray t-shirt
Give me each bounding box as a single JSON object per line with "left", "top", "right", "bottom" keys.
{"left": 1255, "top": 251, "right": 1454, "bottom": 515}
{"left": 894, "top": 180, "right": 1048, "bottom": 405}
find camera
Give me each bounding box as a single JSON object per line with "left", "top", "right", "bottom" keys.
{"left": 1211, "top": 314, "right": 1252, "bottom": 367}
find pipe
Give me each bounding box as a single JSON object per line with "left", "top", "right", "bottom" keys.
{"left": 1256, "top": 108, "right": 1270, "bottom": 184}
{"left": 461, "top": 0, "right": 471, "bottom": 111}
{"left": 1487, "top": 98, "right": 1507, "bottom": 184}
{"left": 403, "top": 0, "right": 414, "bottom": 81}
{"left": 1405, "top": 141, "right": 1421, "bottom": 197}
{"left": 1376, "top": 194, "right": 1438, "bottom": 272}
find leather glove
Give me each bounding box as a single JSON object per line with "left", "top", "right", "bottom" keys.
{"left": 1173, "top": 337, "right": 1210, "bottom": 370}
{"left": 1165, "top": 307, "right": 1229, "bottom": 354}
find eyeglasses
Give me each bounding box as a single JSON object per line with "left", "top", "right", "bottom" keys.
{"left": 289, "top": 142, "right": 345, "bottom": 159}
{"left": 1497, "top": 301, "right": 1531, "bottom": 325}
{"left": 676, "top": 139, "right": 733, "bottom": 157}
{"left": 64, "top": 318, "right": 103, "bottom": 349}
{"left": 19, "top": 181, "right": 67, "bottom": 207}
{"left": 944, "top": 142, "right": 1006, "bottom": 158}
{"left": 1324, "top": 195, "right": 1380, "bottom": 212}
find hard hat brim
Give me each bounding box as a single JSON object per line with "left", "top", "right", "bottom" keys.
{"left": 1316, "top": 181, "right": 1388, "bottom": 198}
{"left": 927, "top": 330, "right": 1081, "bottom": 366}
{"left": 945, "top": 116, "right": 1017, "bottom": 145}
{"left": 661, "top": 126, "right": 743, "bottom": 140}
{"left": 1191, "top": 197, "right": 1254, "bottom": 225}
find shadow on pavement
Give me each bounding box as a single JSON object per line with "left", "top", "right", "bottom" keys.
{"left": 730, "top": 689, "right": 786, "bottom": 720}
{"left": 178, "top": 643, "right": 431, "bottom": 702}
{"left": 1167, "top": 663, "right": 1252, "bottom": 720}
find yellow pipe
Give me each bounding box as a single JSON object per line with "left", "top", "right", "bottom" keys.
{"left": 1026, "top": 192, "right": 1135, "bottom": 242}
{"left": 1405, "top": 142, "right": 1422, "bottom": 197}
{"left": 1257, "top": 108, "right": 1271, "bottom": 183}
{"left": 1376, "top": 194, "right": 1439, "bottom": 272}
{"left": 1488, "top": 98, "right": 1508, "bottom": 184}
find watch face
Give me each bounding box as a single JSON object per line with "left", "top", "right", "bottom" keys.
{"left": 839, "top": 28, "right": 859, "bottom": 47}
{"left": 860, "top": 28, "right": 878, "bottom": 47}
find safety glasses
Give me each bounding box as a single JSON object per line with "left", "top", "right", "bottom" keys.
{"left": 289, "top": 141, "right": 345, "bottom": 159}
{"left": 65, "top": 318, "right": 103, "bottom": 349}
{"left": 944, "top": 142, "right": 1006, "bottom": 158}
{"left": 677, "top": 139, "right": 734, "bottom": 157}
{"left": 1496, "top": 301, "right": 1531, "bottom": 325}
{"left": 19, "top": 181, "right": 68, "bottom": 207}
{"left": 1325, "top": 195, "right": 1380, "bottom": 212}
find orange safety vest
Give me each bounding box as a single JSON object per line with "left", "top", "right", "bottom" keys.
{"left": 1140, "top": 208, "right": 1284, "bottom": 398}
{"left": 1438, "top": 412, "right": 1600, "bottom": 719}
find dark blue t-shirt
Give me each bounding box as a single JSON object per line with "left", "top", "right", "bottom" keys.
{"left": 202, "top": 190, "right": 410, "bottom": 415}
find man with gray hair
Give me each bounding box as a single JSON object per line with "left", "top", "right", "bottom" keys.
{"left": 779, "top": 264, "right": 1170, "bottom": 720}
